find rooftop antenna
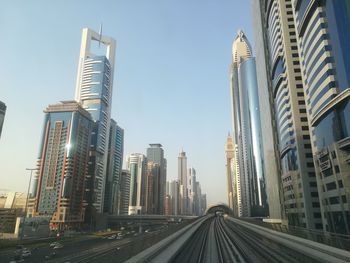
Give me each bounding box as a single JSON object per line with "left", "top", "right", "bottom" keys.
{"left": 98, "top": 23, "right": 103, "bottom": 47}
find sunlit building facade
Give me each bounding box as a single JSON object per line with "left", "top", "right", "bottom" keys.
{"left": 75, "top": 28, "right": 116, "bottom": 214}
{"left": 127, "top": 153, "right": 147, "bottom": 215}
{"left": 225, "top": 134, "right": 234, "bottom": 210}
{"left": 28, "top": 101, "right": 92, "bottom": 230}
{"left": 230, "top": 30, "right": 268, "bottom": 217}
{"left": 292, "top": 0, "right": 350, "bottom": 234}
{"left": 256, "top": 0, "right": 322, "bottom": 229}
{"left": 252, "top": 0, "right": 284, "bottom": 222}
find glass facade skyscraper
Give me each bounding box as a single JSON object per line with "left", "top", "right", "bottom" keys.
{"left": 230, "top": 31, "right": 268, "bottom": 217}
{"left": 75, "top": 28, "right": 116, "bottom": 214}
{"left": 103, "top": 119, "right": 124, "bottom": 214}
{"left": 28, "top": 101, "right": 92, "bottom": 230}
{"left": 252, "top": 0, "right": 283, "bottom": 222}
{"left": 293, "top": 0, "right": 350, "bottom": 234}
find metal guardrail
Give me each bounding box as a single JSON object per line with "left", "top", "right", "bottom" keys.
{"left": 239, "top": 218, "right": 350, "bottom": 251}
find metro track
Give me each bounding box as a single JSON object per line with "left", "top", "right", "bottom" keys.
{"left": 127, "top": 214, "right": 350, "bottom": 263}
{"left": 170, "top": 215, "right": 322, "bottom": 263}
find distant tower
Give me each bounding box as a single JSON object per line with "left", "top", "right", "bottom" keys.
{"left": 74, "top": 28, "right": 116, "bottom": 214}
{"left": 127, "top": 153, "right": 147, "bottom": 215}
{"left": 146, "top": 144, "right": 167, "bottom": 214}
{"left": 230, "top": 30, "right": 268, "bottom": 217}
{"left": 187, "top": 167, "right": 197, "bottom": 215}
{"left": 169, "top": 180, "right": 179, "bottom": 215}
{"left": 178, "top": 150, "right": 188, "bottom": 215}
{"left": 0, "top": 101, "right": 6, "bottom": 139}
{"left": 118, "top": 170, "right": 130, "bottom": 215}
{"left": 225, "top": 134, "right": 235, "bottom": 211}
{"left": 28, "top": 101, "right": 93, "bottom": 230}
{"left": 104, "top": 119, "right": 124, "bottom": 214}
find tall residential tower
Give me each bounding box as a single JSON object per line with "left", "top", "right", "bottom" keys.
{"left": 28, "top": 101, "right": 93, "bottom": 230}
{"left": 254, "top": 0, "right": 322, "bottom": 229}
{"left": 75, "top": 28, "right": 116, "bottom": 213}
{"left": 292, "top": 0, "right": 350, "bottom": 234}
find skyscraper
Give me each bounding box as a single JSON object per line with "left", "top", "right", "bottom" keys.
{"left": 252, "top": 0, "right": 283, "bottom": 222}
{"left": 145, "top": 161, "right": 160, "bottom": 214}
{"left": 225, "top": 134, "right": 242, "bottom": 217}
{"left": 230, "top": 146, "right": 242, "bottom": 217}
{"left": 254, "top": 0, "right": 322, "bottom": 229}
{"left": 28, "top": 101, "right": 93, "bottom": 230}
{"left": 200, "top": 194, "right": 207, "bottom": 216}
{"left": 187, "top": 167, "right": 196, "bottom": 215}
{"left": 230, "top": 31, "right": 268, "bottom": 217}
{"left": 104, "top": 119, "right": 124, "bottom": 214}
{"left": 118, "top": 170, "right": 130, "bottom": 215}
{"left": 225, "top": 134, "right": 235, "bottom": 211}
{"left": 0, "top": 101, "right": 6, "bottom": 139}
{"left": 168, "top": 180, "right": 179, "bottom": 215}
{"left": 178, "top": 150, "right": 188, "bottom": 215}
{"left": 146, "top": 144, "right": 167, "bottom": 214}
{"left": 292, "top": 0, "right": 350, "bottom": 234}
{"left": 127, "top": 153, "right": 147, "bottom": 215}
{"left": 75, "top": 28, "right": 116, "bottom": 214}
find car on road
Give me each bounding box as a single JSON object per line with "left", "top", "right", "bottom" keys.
{"left": 22, "top": 249, "right": 31, "bottom": 258}
{"left": 108, "top": 234, "right": 116, "bottom": 240}
{"left": 49, "top": 242, "right": 60, "bottom": 248}
{"left": 116, "top": 236, "right": 123, "bottom": 240}
{"left": 53, "top": 244, "right": 64, "bottom": 249}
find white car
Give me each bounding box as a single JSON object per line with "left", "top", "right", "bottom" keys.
{"left": 22, "top": 250, "right": 31, "bottom": 258}
{"left": 108, "top": 235, "right": 116, "bottom": 240}
{"left": 53, "top": 244, "right": 64, "bottom": 249}
{"left": 49, "top": 242, "right": 60, "bottom": 248}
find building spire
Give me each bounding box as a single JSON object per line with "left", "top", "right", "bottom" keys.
{"left": 98, "top": 23, "right": 103, "bottom": 47}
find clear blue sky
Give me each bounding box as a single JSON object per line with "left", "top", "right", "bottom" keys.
{"left": 0, "top": 0, "right": 253, "bottom": 205}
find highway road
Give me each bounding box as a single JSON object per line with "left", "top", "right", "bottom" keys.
{"left": 0, "top": 221, "right": 190, "bottom": 263}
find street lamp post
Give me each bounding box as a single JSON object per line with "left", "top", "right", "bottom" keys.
{"left": 20, "top": 168, "right": 38, "bottom": 240}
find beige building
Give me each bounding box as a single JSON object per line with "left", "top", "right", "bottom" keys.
{"left": 255, "top": 0, "right": 322, "bottom": 229}
{"left": 0, "top": 192, "right": 27, "bottom": 233}
{"left": 292, "top": 0, "right": 350, "bottom": 234}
